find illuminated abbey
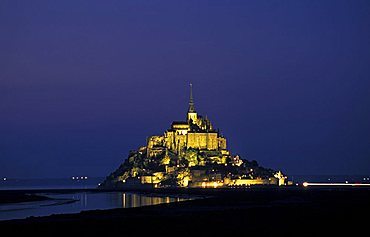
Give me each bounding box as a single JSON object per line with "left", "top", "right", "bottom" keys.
{"left": 100, "top": 84, "right": 287, "bottom": 189}
{"left": 147, "top": 83, "right": 229, "bottom": 161}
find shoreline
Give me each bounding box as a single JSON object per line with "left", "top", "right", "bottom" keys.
{"left": 2, "top": 184, "right": 370, "bottom": 203}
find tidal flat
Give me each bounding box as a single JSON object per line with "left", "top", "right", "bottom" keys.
{"left": 1, "top": 187, "right": 369, "bottom": 236}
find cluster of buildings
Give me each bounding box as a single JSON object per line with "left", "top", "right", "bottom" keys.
{"left": 100, "top": 84, "right": 287, "bottom": 189}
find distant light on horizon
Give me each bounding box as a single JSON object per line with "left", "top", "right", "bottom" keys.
{"left": 72, "top": 176, "right": 88, "bottom": 180}
{"left": 302, "top": 182, "right": 370, "bottom": 187}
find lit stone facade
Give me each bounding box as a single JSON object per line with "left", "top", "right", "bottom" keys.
{"left": 146, "top": 84, "right": 230, "bottom": 158}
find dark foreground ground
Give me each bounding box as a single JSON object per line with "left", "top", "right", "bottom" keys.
{"left": 1, "top": 186, "right": 369, "bottom": 236}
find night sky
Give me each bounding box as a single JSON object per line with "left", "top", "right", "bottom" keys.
{"left": 1, "top": 0, "right": 370, "bottom": 178}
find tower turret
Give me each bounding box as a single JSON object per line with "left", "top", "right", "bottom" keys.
{"left": 187, "top": 83, "right": 198, "bottom": 123}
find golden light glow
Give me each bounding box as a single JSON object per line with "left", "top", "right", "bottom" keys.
{"left": 200, "top": 181, "right": 222, "bottom": 188}
{"left": 122, "top": 193, "right": 126, "bottom": 208}
{"left": 183, "top": 177, "right": 189, "bottom": 187}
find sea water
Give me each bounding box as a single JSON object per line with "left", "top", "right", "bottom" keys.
{"left": 0, "top": 177, "right": 192, "bottom": 221}
{"left": 0, "top": 191, "right": 190, "bottom": 221}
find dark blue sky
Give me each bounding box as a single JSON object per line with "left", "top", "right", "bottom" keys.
{"left": 1, "top": 0, "right": 370, "bottom": 178}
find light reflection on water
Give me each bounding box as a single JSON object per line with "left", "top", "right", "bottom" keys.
{"left": 0, "top": 192, "right": 191, "bottom": 221}
{"left": 121, "top": 193, "right": 182, "bottom": 208}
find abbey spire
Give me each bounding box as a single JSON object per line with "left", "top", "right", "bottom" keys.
{"left": 187, "top": 83, "right": 198, "bottom": 123}
{"left": 188, "top": 83, "right": 196, "bottom": 113}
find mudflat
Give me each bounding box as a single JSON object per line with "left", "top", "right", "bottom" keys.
{"left": 1, "top": 187, "right": 369, "bottom": 236}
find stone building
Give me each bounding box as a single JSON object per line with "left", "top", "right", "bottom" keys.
{"left": 146, "top": 84, "right": 230, "bottom": 159}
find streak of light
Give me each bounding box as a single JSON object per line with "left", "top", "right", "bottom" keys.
{"left": 303, "top": 182, "right": 370, "bottom": 187}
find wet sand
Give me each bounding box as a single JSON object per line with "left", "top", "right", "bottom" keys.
{"left": 1, "top": 186, "right": 369, "bottom": 236}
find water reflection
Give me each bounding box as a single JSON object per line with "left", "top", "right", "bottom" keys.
{"left": 120, "top": 193, "right": 186, "bottom": 208}
{"left": 0, "top": 192, "right": 191, "bottom": 221}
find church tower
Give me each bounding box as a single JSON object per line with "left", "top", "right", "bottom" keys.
{"left": 187, "top": 83, "right": 198, "bottom": 123}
